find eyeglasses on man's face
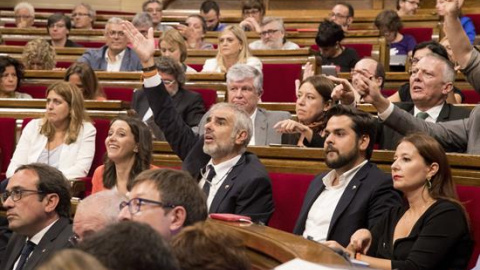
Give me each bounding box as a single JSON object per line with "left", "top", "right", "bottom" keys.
{"left": 72, "top": 13, "right": 90, "bottom": 17}
{"left": 243, "top": 9, "right": 260, "bottom": 16}
{"left": 1, "top": 188, "right": 44, "bottom": 204}
{"left": 329, "top": 12, "right": 349, "bottom": 19}
{"left": 260, "top": 29, "right": 279, "bottom": 37}
{"left": 119, "top": 197, "right": 176, "bottom": 215}
{"left": 107, "top": 30, "right": 125, "bottom": 38}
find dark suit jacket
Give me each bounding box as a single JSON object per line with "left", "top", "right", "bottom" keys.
{"left": 78, "top": 45, "right": 143, "bottom": 71}
{"left": 131, "top": 87, "right": 205, "bottom": 140}
{"left": 0, "top": 217, "right": 72, "bottom": 270}
{"left": 378, "top": 102, "right": 471, "bottom": 150}
{"left": 144, "top": 80, "right": 274, "bottom": 224}
{"left": 293, "top": 162, "right": 402, "bottom": 247}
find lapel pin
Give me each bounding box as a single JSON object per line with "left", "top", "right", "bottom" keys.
{"left": 352, "top": 185, "right": 357, "bottom": 190}
{"left": 225, "top": 185, "right": 230, "bottom": 189}
{"left": 42, "top": 249, "right": 47, "bottom": 253}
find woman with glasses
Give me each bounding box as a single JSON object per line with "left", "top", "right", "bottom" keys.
{"left": 6, "top": 81, "right": 96, "bottom": 179}
{"left": 47, "top": 13, "right": 82, "bottom": 48}
{"left": 92, "top": 116, "right": 154, "bottom": 195}
{"left": 64, "top": 62, "right": 106, "bottom": 100}
{"left": 374, "top": 10, "right": 416, "bottom": 57}
{"left": 0, "top": 56, "right": 32, "bottom": 98}
{"left": 274, "top": 75, "right": 334, "bottom": 147}
{"left": 158, "top": 29, "right": 197, "bottom": 73}
{"left": 202, "top": 25, "right": 262, "bottom": 72}
{"left": 71, "top": 3, "right": 95, "bottom": 30}
{"left": 239, "top": 0, "right": 265, "bottom": 33}
{"left": 131, "top": 56, "right": 205, "bottom": 140}
{"left": 324, "top": 133, "right": 473, "bottom": 270}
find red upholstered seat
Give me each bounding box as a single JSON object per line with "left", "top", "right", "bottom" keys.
{"left": 18, "top": 84, "right": 48, "bottom": 98}
{"left": 189, "top": 64, "right": 203, "bottom": 72}
{"left": 0, "top": 118, "right": 17, "bottom": 178}
{"left": 456, "top": 185, "right": 480, "bottom": 269}
{"left": 56, "top": 61, "right": 74, "bottom": 69}
{"left": 343, "top": 43, "right": 373, "bottom": 58}
{"left": 465, "top": 14, "right": 480, "bottom": 34}
{"left": 103, "top": 87, "right": 135, "bottom": 102}
{"left": 189, "top": 88, "right": 217, "bottom": 111}
{"left": 76, "top": 41, "right": 105, "bottom": 48}
{"left": 268, "top": 172, "right": 315, "bottom": 232}
{"left": 4, "top": 40, "right": 28, "bottom": 46}
{"left": 381, "top": 89, "right": 397, "bottom": 97}
{"left": 462, "top": 89, "right": 480, "bottom": 104}
{"left": 400, "top": 27, "right": 433, "bottom": 43}
{"left": 262, "top": 63, "right": 301, "bottom": 102}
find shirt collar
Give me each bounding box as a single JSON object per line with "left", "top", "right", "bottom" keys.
{"left": 414, "top": 102, "right": 444, "bottom": 122}
{"left": 322, "top": 160, "right": 368, "bottom": 189}
{"left": 105, "top": 48, "right": 126, "bottom": 62}
{"left": 207, "top": 154, "right": 242, "bottom": 178}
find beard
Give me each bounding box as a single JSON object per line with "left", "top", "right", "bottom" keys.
{"left": 325, "top": 143, "right": 359, "bottom": 169}
{"left": 203, "top": 136, "right": 236, "bottom": 160}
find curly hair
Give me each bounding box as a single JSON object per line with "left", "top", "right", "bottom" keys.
{"left": 22, "top": 38, "right": 56, "bottom": 70}
{"left": 0, "top": 56, "right": 24, "bottom": 93}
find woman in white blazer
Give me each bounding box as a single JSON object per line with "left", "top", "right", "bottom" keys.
{"left": 202, "top": 25, "right": 262, "bottom": 73}
{"left": 6, "top": 81, "right": 96, "bottom": 179}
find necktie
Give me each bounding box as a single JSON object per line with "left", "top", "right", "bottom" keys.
{"left": 15, "top": 241, "right": 36, "bottom": 270}
{"left": 202, "top": 165, "right": 216, "bottom": 197}
{"left": 416, "top": 112, "right": 429, "bottom": 120}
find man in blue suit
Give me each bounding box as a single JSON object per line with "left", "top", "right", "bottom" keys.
{"left": 293, "top": 105, "right": 402, "bottom": 247}
{"left": 78, "top": 17, "right": 142, "bottom": 71}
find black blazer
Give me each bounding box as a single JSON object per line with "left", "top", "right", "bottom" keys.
{"left": 378, "top": 102, "right": 471, "bottom": 150}
{"left": 131, "top": 87, "right": 205, "bottom": 140}
{"left": 0, "top": 217, "right": 72, "bottom": 270}
{"left": 293, "top": 162, "right": 402, "bottom": 247}
{"left": 144, "top": 80, "right": 274, "bottom": 224}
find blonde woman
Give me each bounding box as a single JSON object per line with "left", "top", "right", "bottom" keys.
{"left": 202, "top": 25, "right": 262, "bottom": 72}
{"left": 7, "top": 81, "right": 96, "bottom": 179}
{"left": 159, "top": 29, "right": 197, "bottom": 73}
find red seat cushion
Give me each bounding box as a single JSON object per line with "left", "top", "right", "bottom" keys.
{"left": 456, "top": 185, "right": 480, "bottom": 268}
{"left": 0, "top": 118, "right": 17, "bottom": 175}
{"left": 462, "top": 90, "right": 480, "bottom": 104}
{"left": 189, "top": 64, "right": 203, "bottom": 72}
{"left": 18, "top": 84, "right": 48, "bottom": 99}
{"left": 400, "top": 27, "right": 433, "bottom": 43}
{"left": 103, "top": 87, "right": 135, "bottom": 102}
{"left": 262, "top": 63, "right": 302, "bottom": 102}
{"left": 465, "top": 14, "right": 480, "bottom": 34}
{"left": 75, "top": 41, "right": 105, "bottom": 48}
{"left": 189, "top": 88, "right": 217, "bottom": 111}
{"left": 268, "top": 172, "right": 315, "bottom": 232}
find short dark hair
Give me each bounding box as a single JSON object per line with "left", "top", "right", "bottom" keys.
{"left": 188, "top": 14, "right": 208, "bottom": 34}
{"left": 315, "top": 19, "right": 345, "bottom": 47}
{"left": 200, "top": 0, "right": 220, "bottom": 15}
{"left": 15, "top": 163, "right": 71, "bottom": 218}
{"left": 412, "top": 40, "right": 449, "bottom": 60}
{"left": 336, "top": 2, "right": 354, "bottom": 17}
{"left": 47, "top": 13, "right": 72, "bottom": 32}
{"left": 155, "top": 56, "right": 186, "bottom": 86}
{"left": 374, "top": 9, "right": 403, "bottom": 32}
{"left": 321, "top": 105, "right": 377, "bottom": 159}
{"left": 0, "top": 56, "right": 24, "bottom": 92}
{"left": 133, "top": 168, "right": 208, "bottom": 227}
{"left": 142, "top": 0, "right": 162, "bottom": 11}
{"left": 242, "top": 0, "right": 265, "bottom": 16}
{"left": 77, "top": 221, "right": 179, "bottom": 270}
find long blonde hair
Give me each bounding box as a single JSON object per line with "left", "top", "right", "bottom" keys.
{"left": 40, "top": 81, "right": 90, "bottom": 144}
{"left": 216, "top": 25, "right": 251, "bottom": 72}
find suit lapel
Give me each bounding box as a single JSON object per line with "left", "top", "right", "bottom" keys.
{"left": 327, "top": 163, "right": 370, "bottom": 237}
{"left": 4, "top": 235, "right": 25, "bottom": 270}
{"left": 209, "top": 155, "right": 246, "bottom": 213}
{"left": 437, "top": 102, "right": 449, "bottom": 122}
{"left": 254, "top": 109, "right": 267, "bottom": 145}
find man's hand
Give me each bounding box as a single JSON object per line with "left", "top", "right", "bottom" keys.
{"left": 328, "top": 76, "right": 357, "bottom": 105}
{"left": 350, "top": 70, "right": 390, "bottom": 112}
{"left": 121, "top": 20, "right": 155, "bottom": 67}
{"left": 444, "top": 0, "right": 464, "bottom": 18}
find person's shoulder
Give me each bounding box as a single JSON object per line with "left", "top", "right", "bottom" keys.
{"left": 242, "top": 152, "right": 269, "bottom": 175}
{"left": 262, "top": 108, "right": 291, "bottom": 118}
{"left": 283, "top": 41, "right": 300, "bottom": 49}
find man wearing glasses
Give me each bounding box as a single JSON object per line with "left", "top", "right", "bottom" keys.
{"left": 329, "top": 2, "right": 354, "bottom": 32}
{"left": 0, "top": 163, "right": 72, "bottom": 270}
{"left": 118, "top": 169, "right": 207, "bottom": 239}
{"left": 78, "top": 17, "right": 143, "bottom": 71}
{"left": 142, "top": 0, "right": 172, "bottom": 32}
{"left": 249, "top": 17, "right": 299, "bottom": 50}
{"left": 71, "top": 3, "right": 95, "bottom": 30}
{"left": 397, "top": 0, "right": 420, "bottom": 17}
{"left": 239, "top": 0, "right": 265, "bottom": 33}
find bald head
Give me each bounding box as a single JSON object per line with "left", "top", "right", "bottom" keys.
{"left": 352, "top": 58, "right": 385, "bottom": 90}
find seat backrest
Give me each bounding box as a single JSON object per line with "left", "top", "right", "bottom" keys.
{"left": 462, "top": 89, "right": 480, "bottom": 104}
{"left": 268, "top": 172, "right": 315, "bottom": 232}
{"left": 0, "top": 118, "right": 17, "bottom": 176}
{"left": 189, "top": 88, "right": 217, "bottom": 111}
{"left": 89, "top": 118, "right": 110, "bottom": 177}
{"left": 75, "top": 41, "right": 105, "bottom": 48}
{"left": 456, "top": 185, "right": 480, "bottom": 269}
{"left": 18, "top": 84, "right": 48, "bottom": 99}
{"left": 103, "top": 87, "right": 135, "bottom": 102}
{"left": 262, "top": 63, "right": 302, "bottom": 102}
{"left": 465, "top": 14, "right": 480, "bottom": 34}
{"left": 400, "top": 27, "right": 433, "bottom": 43}
{"left": 343, "top": 43, "right": 373, "bottom": 59}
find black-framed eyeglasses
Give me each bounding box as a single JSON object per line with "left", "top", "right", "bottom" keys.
{"left": 329, "top": 12, "right": 349, "bottom": 19}
{"left": 72, "top": 13, "right": 90, "bottom": 17}
{"left": 68, "top": 234, "right": 80, "bottom": 246}
{"left": 1, "top": 188, "right": 44, "bottom": 204}
{"left": 119, "top": 198, "right": 176, "bottom": 215}
{"left": 260, "top": 29, "right": 279, "bottom": 36}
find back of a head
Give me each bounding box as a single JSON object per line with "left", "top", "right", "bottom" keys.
{"left": 132, "top": 12, "right": 153, "bottom": 28}
{"left": 171, "top": 221, "right": 251, "bottom": 270}
{"left": 37, "top": 249, "right": 107, "bottom": 270}
{"left": 316, "top": 19, "right": 345, "bottom": 47}
{"left": 77, "top": 221, "right": 179, "bottom": 270}
{"left": 413, "top": 40, "right": 449, "bottom": 60}
{"left": 374, "top": 9, "right": 403, "bottom": 32}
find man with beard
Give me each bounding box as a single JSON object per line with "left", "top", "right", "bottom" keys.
{"left": 121, "top": 21, "right": 274, "bottom": 224}
{"left": 293, "top": 105, "right": 402, "bottom": 247}
{"left": 249, "top": 17, "right": 299, "bottom": 50}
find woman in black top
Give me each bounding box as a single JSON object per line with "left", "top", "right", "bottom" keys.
{"left": 325, "top": 133, "right": 473, "bottom": 270}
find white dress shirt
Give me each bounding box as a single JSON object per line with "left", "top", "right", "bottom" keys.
{"left": 105, "top": 48, "right": 126, "bottom": 72}
{"left": 249, "top": 108, "right": 258, "bottom": 146}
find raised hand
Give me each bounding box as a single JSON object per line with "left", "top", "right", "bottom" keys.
{"left": 327, "top": 75, "right": 357, "bottom": 105}
{"left": 443, "top": 0, "right": 464, "bottom": 18}
{"left": 121, "top": 20, "right": 155, "bottom": 66}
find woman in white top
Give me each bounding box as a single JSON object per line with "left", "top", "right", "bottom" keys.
{"left": 202, "top": 25, "right": 262, "bottom": 73}
{"left": 159, "top": 29, "right": 197, "bottom": 73}
{"left": 7, "top": 81, "right": 96, "bottom": 179}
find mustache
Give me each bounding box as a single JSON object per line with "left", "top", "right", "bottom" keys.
{"left": 325, "top": 144, "right": 338, "bottom": 153}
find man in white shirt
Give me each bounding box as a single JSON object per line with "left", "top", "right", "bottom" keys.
{"left": 249, "top": 17, "right": 300, "bottom": 50}
{"left": 293, "top": 105, "right": 402, "bottom": 247}
{"left": 0, "top": 163, "right": 73, "bottom": 270}
{"left": 78, "top": 17, "right": 143, "bottom": 71}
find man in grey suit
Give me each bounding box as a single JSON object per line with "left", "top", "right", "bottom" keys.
{"left": 199, "top": 64, "right": 291, "bottom": 145}
{"left": 0, "top": 163, "right": 72, "bottom": 270}
{"left": 78, "top": 17, "right": 142, "bottom": 71}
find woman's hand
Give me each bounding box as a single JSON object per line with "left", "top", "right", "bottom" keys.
{"left": 323, "top": 241, "right": 355, "bottom": 258}
{"left": 349, "top": 228, "right": 372, "bottom": 255}
{"left": 239, "top": 17, "right": 261, "bottom": 33}
{"left": 274, "top": 119, "right": 309, "bottom": 134}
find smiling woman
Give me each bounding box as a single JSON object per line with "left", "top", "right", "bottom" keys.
{"left": 6, "top": 81, "right": 96, "bottom": 179}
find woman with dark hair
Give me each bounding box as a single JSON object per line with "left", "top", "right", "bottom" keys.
{"left": 0, "top": 56, "right": 31, "bottom": 98}
{"left": 180, "top": 14, "right": 214, "bottom": 50}
{"left": 7, "top": 81, "right": 95, "bottom": 179}
{"left": 47, "top": 13, "right": 82, "bottom": 48}
{"left": 325, "top": 133, "right": 473, "bottom": 270}
{"left": 65, "top": 62, "right": 106, "bottom": 100}
{"left": 315, "top": 20, "right": 359, "bottom": 72}
{"left": 92, "top": 115, "right": 155, "bottom": 195}
{"left": 374, "top": 10, "right": 416, "bottom": 56}
{"left": 274, "top": 75, "right": 334, "bottom": 147}
{"left": 239, "top": 0, "right": 265, "bottom": 33}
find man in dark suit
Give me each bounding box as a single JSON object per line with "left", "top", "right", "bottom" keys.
{"left": 293, "top": 105, "right": 402, "bottom": 247}
{"left": 0, "top": 163, "right": 73, "bottom": 270}
{"left": 122, "top": 21, "right": 274, "bottom": 224}
{"left": 131, "top": 56, "right": 205, "bottom": 140}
